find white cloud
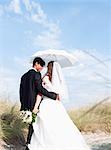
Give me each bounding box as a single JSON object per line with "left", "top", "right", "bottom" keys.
{"left": 0, "top": 0, "right": 61, "bottom": 49}
{"left": 72, "top": 49, "right": 110, "bottom": 70}
{"left": 72, "top": 49, "right": 102, "bottom": 64}
{"left": 7, "top": 0, "right": 22, "bottom": 14}
{"left": 64, "top": 49, "right": 111, "bottom": 87}
{"left": 30, "top": 1, "right": 47, "bottom": 24}
{"left": 33, "top": 28, "right": 61, "bottom": 49}
{"left": 1, "top": 0, "right": 57, "bottom": 30}
{"left": 27, "top": 1, "right": 61, "bottom": 49}
{"left": 22, "top": 0, "right": 32, "bottom": 12}
{"left": 0, "top": 5, "right": 4, "bottom": 16}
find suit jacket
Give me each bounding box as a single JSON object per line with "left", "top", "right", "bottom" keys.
{"left": 20, "top": 69, "right": 57, "bottom": 111}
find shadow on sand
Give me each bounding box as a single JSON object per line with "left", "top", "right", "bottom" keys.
{"left": 92, "top": 143, "right": 111, "bottom": 150}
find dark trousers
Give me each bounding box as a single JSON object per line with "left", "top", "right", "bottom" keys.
{"left": 26, "top": 124, "right": 34, "bottom": 144}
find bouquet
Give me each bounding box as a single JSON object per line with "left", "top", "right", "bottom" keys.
{"left": 20, "top": 110, "right": 37, "bottom": 124}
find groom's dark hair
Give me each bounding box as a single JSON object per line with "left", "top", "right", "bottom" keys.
{"left": 33, "top": 57, "right": 45, "bottom": 67}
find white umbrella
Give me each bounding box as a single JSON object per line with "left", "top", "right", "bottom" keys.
{"left": 30, "top": 49, "right": 77, "bottom": 68}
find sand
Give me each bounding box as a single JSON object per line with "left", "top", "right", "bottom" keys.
{"left": 0, "top": 132, "right": 111, "bottom": 150}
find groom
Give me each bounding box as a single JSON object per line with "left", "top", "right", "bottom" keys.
{"left": 20, "top": 57, "right": 59, "bottom": 150}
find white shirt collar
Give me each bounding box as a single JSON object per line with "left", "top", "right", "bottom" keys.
{"left": 32, "top": 68, "right": 38, "bottom": 72}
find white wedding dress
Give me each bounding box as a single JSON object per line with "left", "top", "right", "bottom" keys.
{"left": 28, "top": 62, "right": 91, "bottom": 150}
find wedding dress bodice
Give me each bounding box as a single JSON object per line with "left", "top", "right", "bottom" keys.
{"left": 42, "top": 75, "right": 57, "bottom": 93}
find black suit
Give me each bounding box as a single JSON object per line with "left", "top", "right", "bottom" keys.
{"left": 19, "top": 69, "right": 57, "bottom": 144}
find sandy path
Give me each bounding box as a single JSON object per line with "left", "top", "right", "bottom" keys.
{"left": 83, "top": 132, "right": 111, "bottom": 150}
{"left": 0, "top": 132, "right": 111, "bottom": 150}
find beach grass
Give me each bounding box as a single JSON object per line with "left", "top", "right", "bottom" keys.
{"left": 0, "top": 100, "right": 27, "bottom": 147}
{"left": 68, "top": 97, "right": 111, "bottom": 133}
{"left": 0, "top": 97, "right": 111, "bottom": 147}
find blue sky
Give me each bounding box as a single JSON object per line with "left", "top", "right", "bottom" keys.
{"left": 0, "top": 0, "right": 110, "bottom": 108}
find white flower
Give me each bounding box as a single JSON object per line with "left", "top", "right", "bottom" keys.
{"left": 20, "top": 110, "right": 32, "bottom": 124}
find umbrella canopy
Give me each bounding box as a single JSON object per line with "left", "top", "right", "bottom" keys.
{"left": 30, "top": 49, "right": 77, "bottom": 68}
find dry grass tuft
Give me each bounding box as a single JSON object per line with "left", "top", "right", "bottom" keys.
{"left": 0, "top": 101, "right": 28, "bottom": 147}
{"left": 68, "top": 98, "right": 111, "bottom": 133}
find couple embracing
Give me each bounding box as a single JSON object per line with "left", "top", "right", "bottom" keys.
{"left": 20, "top": 57, "right": 91, "bottom": 150}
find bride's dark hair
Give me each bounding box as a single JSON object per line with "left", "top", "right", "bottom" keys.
{"left": 47, "top": 61, "right": 54, "bottom": 81}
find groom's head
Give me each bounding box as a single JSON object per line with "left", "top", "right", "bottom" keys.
{"left": 33, "top": 57, "right": 45, "bottom": 71}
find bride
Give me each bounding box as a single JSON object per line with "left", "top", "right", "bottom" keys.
{"left": 28, "top": 61, "right": 91, "bottom": 150}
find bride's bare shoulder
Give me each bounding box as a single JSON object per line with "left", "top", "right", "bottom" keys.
{"left": 42, "top": 74, "right": 50, "bottom": 83}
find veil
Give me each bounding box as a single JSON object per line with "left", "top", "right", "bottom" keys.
{"left": 51, "top": 62, "right": 69, "bottom": 103}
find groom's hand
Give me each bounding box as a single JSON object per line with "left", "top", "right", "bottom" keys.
{"left": 56, "top": 94, "right": 60, "bottom": 101}
{"left": 32, "top": 108, "right": 39, "bottom": 114}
